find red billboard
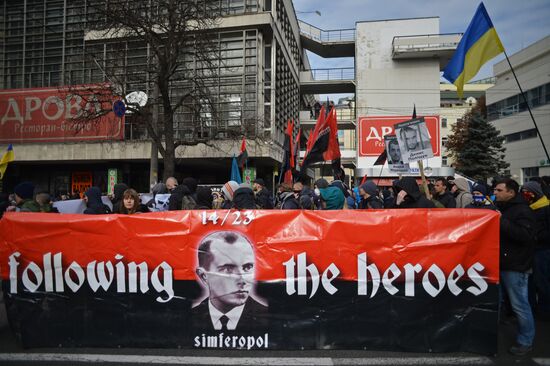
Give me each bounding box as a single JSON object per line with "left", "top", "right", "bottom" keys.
{"left": 0, "top": 84, "right": 124, "bottom": 143}
{"left": 358, "top": 116, "right": 440, "bottom": 157}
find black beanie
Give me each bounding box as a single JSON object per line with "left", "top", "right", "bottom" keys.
{"left": 14, "top": 181, "right": 35, "bottom": 200}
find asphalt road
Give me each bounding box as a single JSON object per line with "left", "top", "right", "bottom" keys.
{"left": 1, "top": 288, "right": 549, "bottom": 366}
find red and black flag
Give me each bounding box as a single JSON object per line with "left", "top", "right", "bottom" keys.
{"left": 237, "top": 137, "right": 248, "bottom": 169}
{"left": 280, "top": 120, "right": 294, "bottom": 184}
{"left": 301, "top": 106, "right": 340, "bottom": 170}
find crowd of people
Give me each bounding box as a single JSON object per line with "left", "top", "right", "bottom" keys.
{"left": 0, "top": 173, "right": 549, "bottom": 355}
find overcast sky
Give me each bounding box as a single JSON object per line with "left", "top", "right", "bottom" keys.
{"left": 294, "top": 0, "right": 550, "bottom": 93}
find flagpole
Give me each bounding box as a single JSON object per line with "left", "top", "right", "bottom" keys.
{"left": 503, "top": 51, "right": 550, "bottom": 162}
{"left": 417, "top": 160, "right": 430, "bottom": 199}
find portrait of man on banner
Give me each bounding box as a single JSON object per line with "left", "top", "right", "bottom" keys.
{"left": 192, "top": 230, "right": 268, "bottom": 335}
{"left": 394, "top": 118, "right": 434, "bottom": 163}
{"left": 384, "top": 135, "right": 409, "bottom": 173}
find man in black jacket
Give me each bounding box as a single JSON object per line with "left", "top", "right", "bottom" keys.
{"left": 494, "top": 178, "right": 536, "bottom": 356}
{"left": 252, "top": 179, "right": 273, "bottom": 209}
{"left": 433, "top": 177, "right": 456, "bottom": 208}
{"left": 394, "top": 177, "right": 435, "bottom": 209}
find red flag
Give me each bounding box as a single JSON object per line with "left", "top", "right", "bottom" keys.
{"left": 237, "top": 137, "right": 248, "bottom": 169}
{"left": 360, "top": 174, "right": 368, "bottom": 186}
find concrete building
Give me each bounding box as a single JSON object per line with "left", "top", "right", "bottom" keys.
{"left": 0, "top": 1, "right": 466, "bottom": 194}
{"left": 487, "top": 35, "right": 550, "bottom": 183}
{"left": 0, "top": 0, "right": 308, "bottom": 194}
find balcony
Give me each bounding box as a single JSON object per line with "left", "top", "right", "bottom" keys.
{"left": 392, "top": 33, "right": 462, "bottom": 69}
{"left": 298, "top": 108, "right": 356, "bottom": 130}
{"left": 299, "top": 20, "right": 355, "bottom": 58}
{"left": 300, "top": 67, "right": 355, "bottom": 94}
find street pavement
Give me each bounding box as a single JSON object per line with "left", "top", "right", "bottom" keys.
{"left": 1, "top": 287, "right": 549, "bottom": 366}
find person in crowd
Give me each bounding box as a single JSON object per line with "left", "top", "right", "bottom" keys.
{"left": 297, "top": 183, "right": 316, "bottom": 210}
{"left": 277, "top": 183, "right": 300, "bottom": 210}
{"left": 358, "top": 181, "right": 383, "bottom": 209}
{"left": 420, "top": 184, "right": 444, "bottom": 208}
{"left": 0, "top": 192, "right": 10, "bottom": 218}
{"left": 169, "top": 184, "right": 195, "bottom": 210}
{"left": 221, "top": 180, "right": 240, "bottom": 209}
{"left": 35, "top": 192, "right": 59, "bottom": 213}
{"left": 119, "top": 188, "right": 141, "bottom": 214}
{"left": 6, "top": 181, "right": 41, "bottom": 213}
{"left": 315, "top": 178, "right": 345, "bottom": 210}
{"left": 494, "top": 178, "right": 537, "bottom": 356}
{"left": 196, "top": 186, "right": 213, "bottom": 209}
{"left": 433, "top": 177, "right": 456, "bottom": 208}
{"left": 232, "top": 183, "right": 256, "bottom": 209}
{"left": 541, "top": 176, "right": 550, "bottom": 198}
{"left": 313, "top": 101, "right": 321, "bottom": 119}
{"left": 521, "top": 181, "right": 550, "bottom": 319}
{"left": 381, "top": 189, "right": 394, "bottom": 208}
{"left": 146, "top": 182, "right": 169, "bottom": 212}
{"left": 252, "top": 178, "right": 274, "bottom": 209}
{"left": 346, "top": 194, "right": 357, "bottom": 209}
{"left": 165, "top": 177, "right": 178, "bottom": 192}
{"left": 466, "top": 183, "right": 496, "bottom": 210}
{"left": 394, "top": 177, "right": 435, "bottom": 209}
{"left": 111, "top": 183, "right": 129, "bottom": 214}
{"left": 330, "top": 167, "right": 351, "bottom": 198}
{"left": 449, "top": 177, "right": 473, "bottom": 208}
{"left": 83, "top": 186, "right": 112, "bottom": 214}
{"left": 212, "top": 191, "right": 224, "bottom": 209}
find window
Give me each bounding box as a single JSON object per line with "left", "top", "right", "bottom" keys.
{"left": 523, "top": 167, "right": 539, "bottom": 183}
{"left": 442, "top": 156, "right": 448, "bottom": 167}
{"left": 442, "top": 137, "right": 448, "bottom": 148}
{"left": 441, "top": 118, "right": 447, "bottom": 128}
{"left": 505, "top": 129, "right": 537, "bottom": 143}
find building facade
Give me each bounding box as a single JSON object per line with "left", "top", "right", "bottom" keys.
{"left": 0, "top": 0, "right": 307, "bottom": 194}
{"left": 487, "top": 35, "right": 550, "bottom": 183}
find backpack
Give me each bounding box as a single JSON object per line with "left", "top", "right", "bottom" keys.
{"left": 181, "top": 195, "right": 197, "bottom": 210}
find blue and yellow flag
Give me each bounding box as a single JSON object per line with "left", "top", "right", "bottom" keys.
{"left": 443, "top": 2, "right": 504, "bottom": 97}
{"left": 0, "top": 144, "right": 15, "bottom": 179}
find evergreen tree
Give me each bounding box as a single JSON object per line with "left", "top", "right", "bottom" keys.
{"left": 446, "top": 97, "right": 509, "bottom": 180}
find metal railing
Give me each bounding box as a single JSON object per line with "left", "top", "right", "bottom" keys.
{"left": 306, "top": 67, "right": 355, "bottom": 81}
{"left": 298, "top": 20, "right": 355, "bottom": 43}
{"left": 392, "top": 33, "right": 462, "bottom": 52}
{"left": 300, "top": 106, "right": 356, "bottom": 121}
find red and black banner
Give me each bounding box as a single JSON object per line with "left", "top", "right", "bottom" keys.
{"left": 0, "top": 210, "right": 499, "bottom": 353}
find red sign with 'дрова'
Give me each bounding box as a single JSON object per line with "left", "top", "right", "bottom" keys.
{"left": 358, "top": 116, "right": 440, "bottom": 157}
{"left": 0, "top": 84, "right": 124, "bottom": 143}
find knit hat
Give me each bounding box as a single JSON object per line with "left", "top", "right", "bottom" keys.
{"left": 315, "top": 178, "right": 329, "bottom": 189}
{"left": 14, "top": 181, "right": 35, "bottom": 200}
{"left": 360, "top": 181, "right": 378, "bottom": 196}
{"left": 471, "top": 183, "right": 488, "bottom": 196}
{"left": 221, "top": 181, "right": 239, "bottom": 201}
{"left": 523, "top": 181, "right": 544, "bottom": 199}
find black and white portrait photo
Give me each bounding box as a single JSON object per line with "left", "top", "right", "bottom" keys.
{"left": 192, "top": 231, "right": 268, "bottom": 334}
{"left": 394, "top": 118, "right": 434, "bottom": 163}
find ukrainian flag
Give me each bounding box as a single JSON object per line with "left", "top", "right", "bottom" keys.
{"left": 0, "top": 144, "right": 15, "bottom": 179}
{"left": 443, "top": 2, "right": 504, "bottom": 97}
